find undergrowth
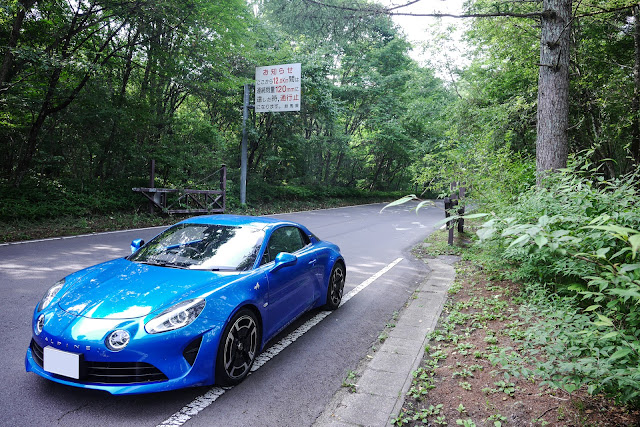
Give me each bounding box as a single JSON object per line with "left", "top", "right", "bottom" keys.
{"left": 392, "top": 156, "right": 640, "bottom": 424}
{"left": 393, "top": 224, "right": 640, "bottom": 426}
{"left": 476, "top": 159, "right": 640, "bottom": 405}
{"left": 0, "top": 176, "right": 405, "bottom": 222}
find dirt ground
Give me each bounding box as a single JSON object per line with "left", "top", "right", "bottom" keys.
{"left": 392, "top": 255, "right": 640, "bottom": 427}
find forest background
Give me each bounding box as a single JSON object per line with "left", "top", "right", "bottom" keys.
{"left": 1, "top": 0, "right": 638, "bottom": 220}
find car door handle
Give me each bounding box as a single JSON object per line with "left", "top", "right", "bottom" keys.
{"left": 308, "top": 259, "right": 317, "bottom": 265}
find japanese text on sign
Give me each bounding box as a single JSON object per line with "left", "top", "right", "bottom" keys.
{"left": 255, "top": 63, "right": 301, "bottom": 112}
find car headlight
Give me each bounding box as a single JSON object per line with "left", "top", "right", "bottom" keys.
{"left": 145, "top": 299, "right": 206, "bottom": 334}
{"left": 38, "top": 279, "right": 65, "bottom": 311}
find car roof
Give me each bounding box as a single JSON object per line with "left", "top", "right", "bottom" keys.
{"left": 178, "top": 214, "right": 301, "bottom": 231}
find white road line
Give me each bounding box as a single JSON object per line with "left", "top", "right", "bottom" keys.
{"left": 341, "top": 257, "right": 403, "bottom": 305}
{"left": 157, "top": 257, "right": 404, "bottom": 427}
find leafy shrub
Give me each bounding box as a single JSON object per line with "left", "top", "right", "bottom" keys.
{"left": 476, "top": 159, "right": 640, "bottom": 404}
{"left": 0, "top": 177, "right": 141, "bottom": 221}
{"left": 245, "top": 181, "right": 404, "bottom": 204}
{"left": 1, "top": 174, "right": 404, "bottom": 222}
{"left": 411, "top": 130, "right": 535, "bottom": 207}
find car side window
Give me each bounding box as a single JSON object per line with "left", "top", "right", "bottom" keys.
{"left": 261, "top": 226, "right": 310, "bottom": 265}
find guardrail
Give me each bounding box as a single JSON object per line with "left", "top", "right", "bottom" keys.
{"left": 133, "top": 165, "right": 226, "bottom": 215}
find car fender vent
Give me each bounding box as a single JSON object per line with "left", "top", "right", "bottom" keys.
{"left": 183, "top": 336, "right": 203, "bottom": 366}
{"left": 30, "top": 339, "right": 44, "bottom": 368}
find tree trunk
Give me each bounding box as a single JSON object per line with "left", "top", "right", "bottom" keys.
{"left": 0, "top": 0, "right": 35, "bottom": 87}
{"left": 97, "top": 28, "right": 140, "bottom": 181}
{"left": 368, "top": 155, "right": 385, "bottom": 190}
{"left": 631, "top": 5, "right": 640, "bottom": 164}
{"left": 331, "top": 151, "right": 344, "bottom": 184}
{"left": 14, "top": 106, "right": 48, "bottom": 186}
{"left": 12, "top": 63, "right": 63, "bottom": 186}
{"left": 323, "top": 150, "right": 332, "bottom": 183}
{"left": 536, "top": 0, "right": 572, "bottom": 182}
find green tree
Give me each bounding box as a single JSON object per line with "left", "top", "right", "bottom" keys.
{"left": 1, "top": 0, "right": 253, "bottom": 190}
{"left": 251, "top": 0, "right": 440, "bottom": 190}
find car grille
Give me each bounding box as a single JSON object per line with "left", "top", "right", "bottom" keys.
{"left": 83, "top": 361, "right": 168, "bottom": 383}
{"left": 30, "top": 339, "right": 168, "bottom": 384}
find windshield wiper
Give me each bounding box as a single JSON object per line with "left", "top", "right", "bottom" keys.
{"left": 137, "top": 260, "right": 187, "bottom": 269}
{"left": 189, "top": 267, "right": 237, "bottom": 272}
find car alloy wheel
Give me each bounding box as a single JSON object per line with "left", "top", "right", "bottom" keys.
{"left": 324, "top": 263, "right": 345, "bottom": 310}
{"left": 217, "top": 309, "right": 259, "bottom": 385}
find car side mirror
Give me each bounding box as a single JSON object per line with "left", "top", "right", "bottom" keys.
{"left": 130, "top": 239, "right": 145, "bottom": 254}
{"left": 271, "top": 252, "right": 297, "bottom": 272}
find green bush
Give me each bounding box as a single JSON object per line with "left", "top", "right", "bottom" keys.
{"left": 0, "top": 177, "right": 142, "bottom": 221}
{"left": 244, "top": 181, "right": 405, "bottom": 204}
{"left": 1, "top": 176, "right": 405, "bottom": 222}
{"left": 476, "top": 159, "right": 640, "bottom": 404}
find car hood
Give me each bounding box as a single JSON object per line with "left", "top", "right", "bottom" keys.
{"left": 57, "top": 258, "right": 237, "bottom": 319}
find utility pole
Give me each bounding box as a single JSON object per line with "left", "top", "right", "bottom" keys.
{"left": 240, "top": 84, "right": 252, "bottom": 205}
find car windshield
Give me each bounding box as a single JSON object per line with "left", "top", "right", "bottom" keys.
{"left": 129, "top": 223, "right": 265, "bottom": 271}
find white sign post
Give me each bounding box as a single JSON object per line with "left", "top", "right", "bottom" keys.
{"left": 241, "top": 63, "right": 302, "bottom": 205}
{"left": 255, "top": 63, "right": 301, "bottom": 112}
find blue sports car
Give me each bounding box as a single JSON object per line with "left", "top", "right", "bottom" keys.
{"left": 25, "top": 215, "right": 345, "bottom": 394}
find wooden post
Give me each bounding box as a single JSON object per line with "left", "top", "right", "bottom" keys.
{"left": 149, "top": 159, "right": 156, "bottom": 214}
{"left": 220, "top": 164, "right": 227, "bottom": 211}
{"left": 457, "top": 185, "right": 466, "bottom": 233}
{"left": 444, "top": 196, "right": 454, "bottom": 245}
{"left": 445, "top": 181, "right": 468, "bottom": 244}
{"left": 150, "top": 159, "right": 155, "bottom": 188}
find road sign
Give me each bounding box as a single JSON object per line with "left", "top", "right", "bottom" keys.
{"left": 255, "top": 63, "right": 301, "bottom": 112}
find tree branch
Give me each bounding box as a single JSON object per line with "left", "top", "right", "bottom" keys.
{"left": 302, "top": 0, "right": 543, "bottom": 18}
{"left": 386, "top": 0, "right": 421, "bottom": 12}
{"left": 389, "top": 10, "right": 543, "bottom": 18}
{"left": 302, "top": 0, "right": 639, "bottom": 20}
{"left": 575, "top": 3, "right": 639, "bottom": 18}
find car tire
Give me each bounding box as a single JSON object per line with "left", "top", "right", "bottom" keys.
{"left": 215, "top": 308, "right": 260, "bottom": 386}
{"left": 323, "top": 262, "right": 345, "bottom": 310}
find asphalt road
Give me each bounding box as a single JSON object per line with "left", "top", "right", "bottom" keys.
{"left": 0, "top": 202, "right": 443, "bottom": 426}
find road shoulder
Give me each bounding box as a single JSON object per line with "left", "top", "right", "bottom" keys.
{"left": 313, "top": 256, "right": 457, "bottom": 427}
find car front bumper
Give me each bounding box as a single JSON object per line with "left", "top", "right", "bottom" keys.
{"left": 25, "top": 314, "right": 225, "bottom": 395}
